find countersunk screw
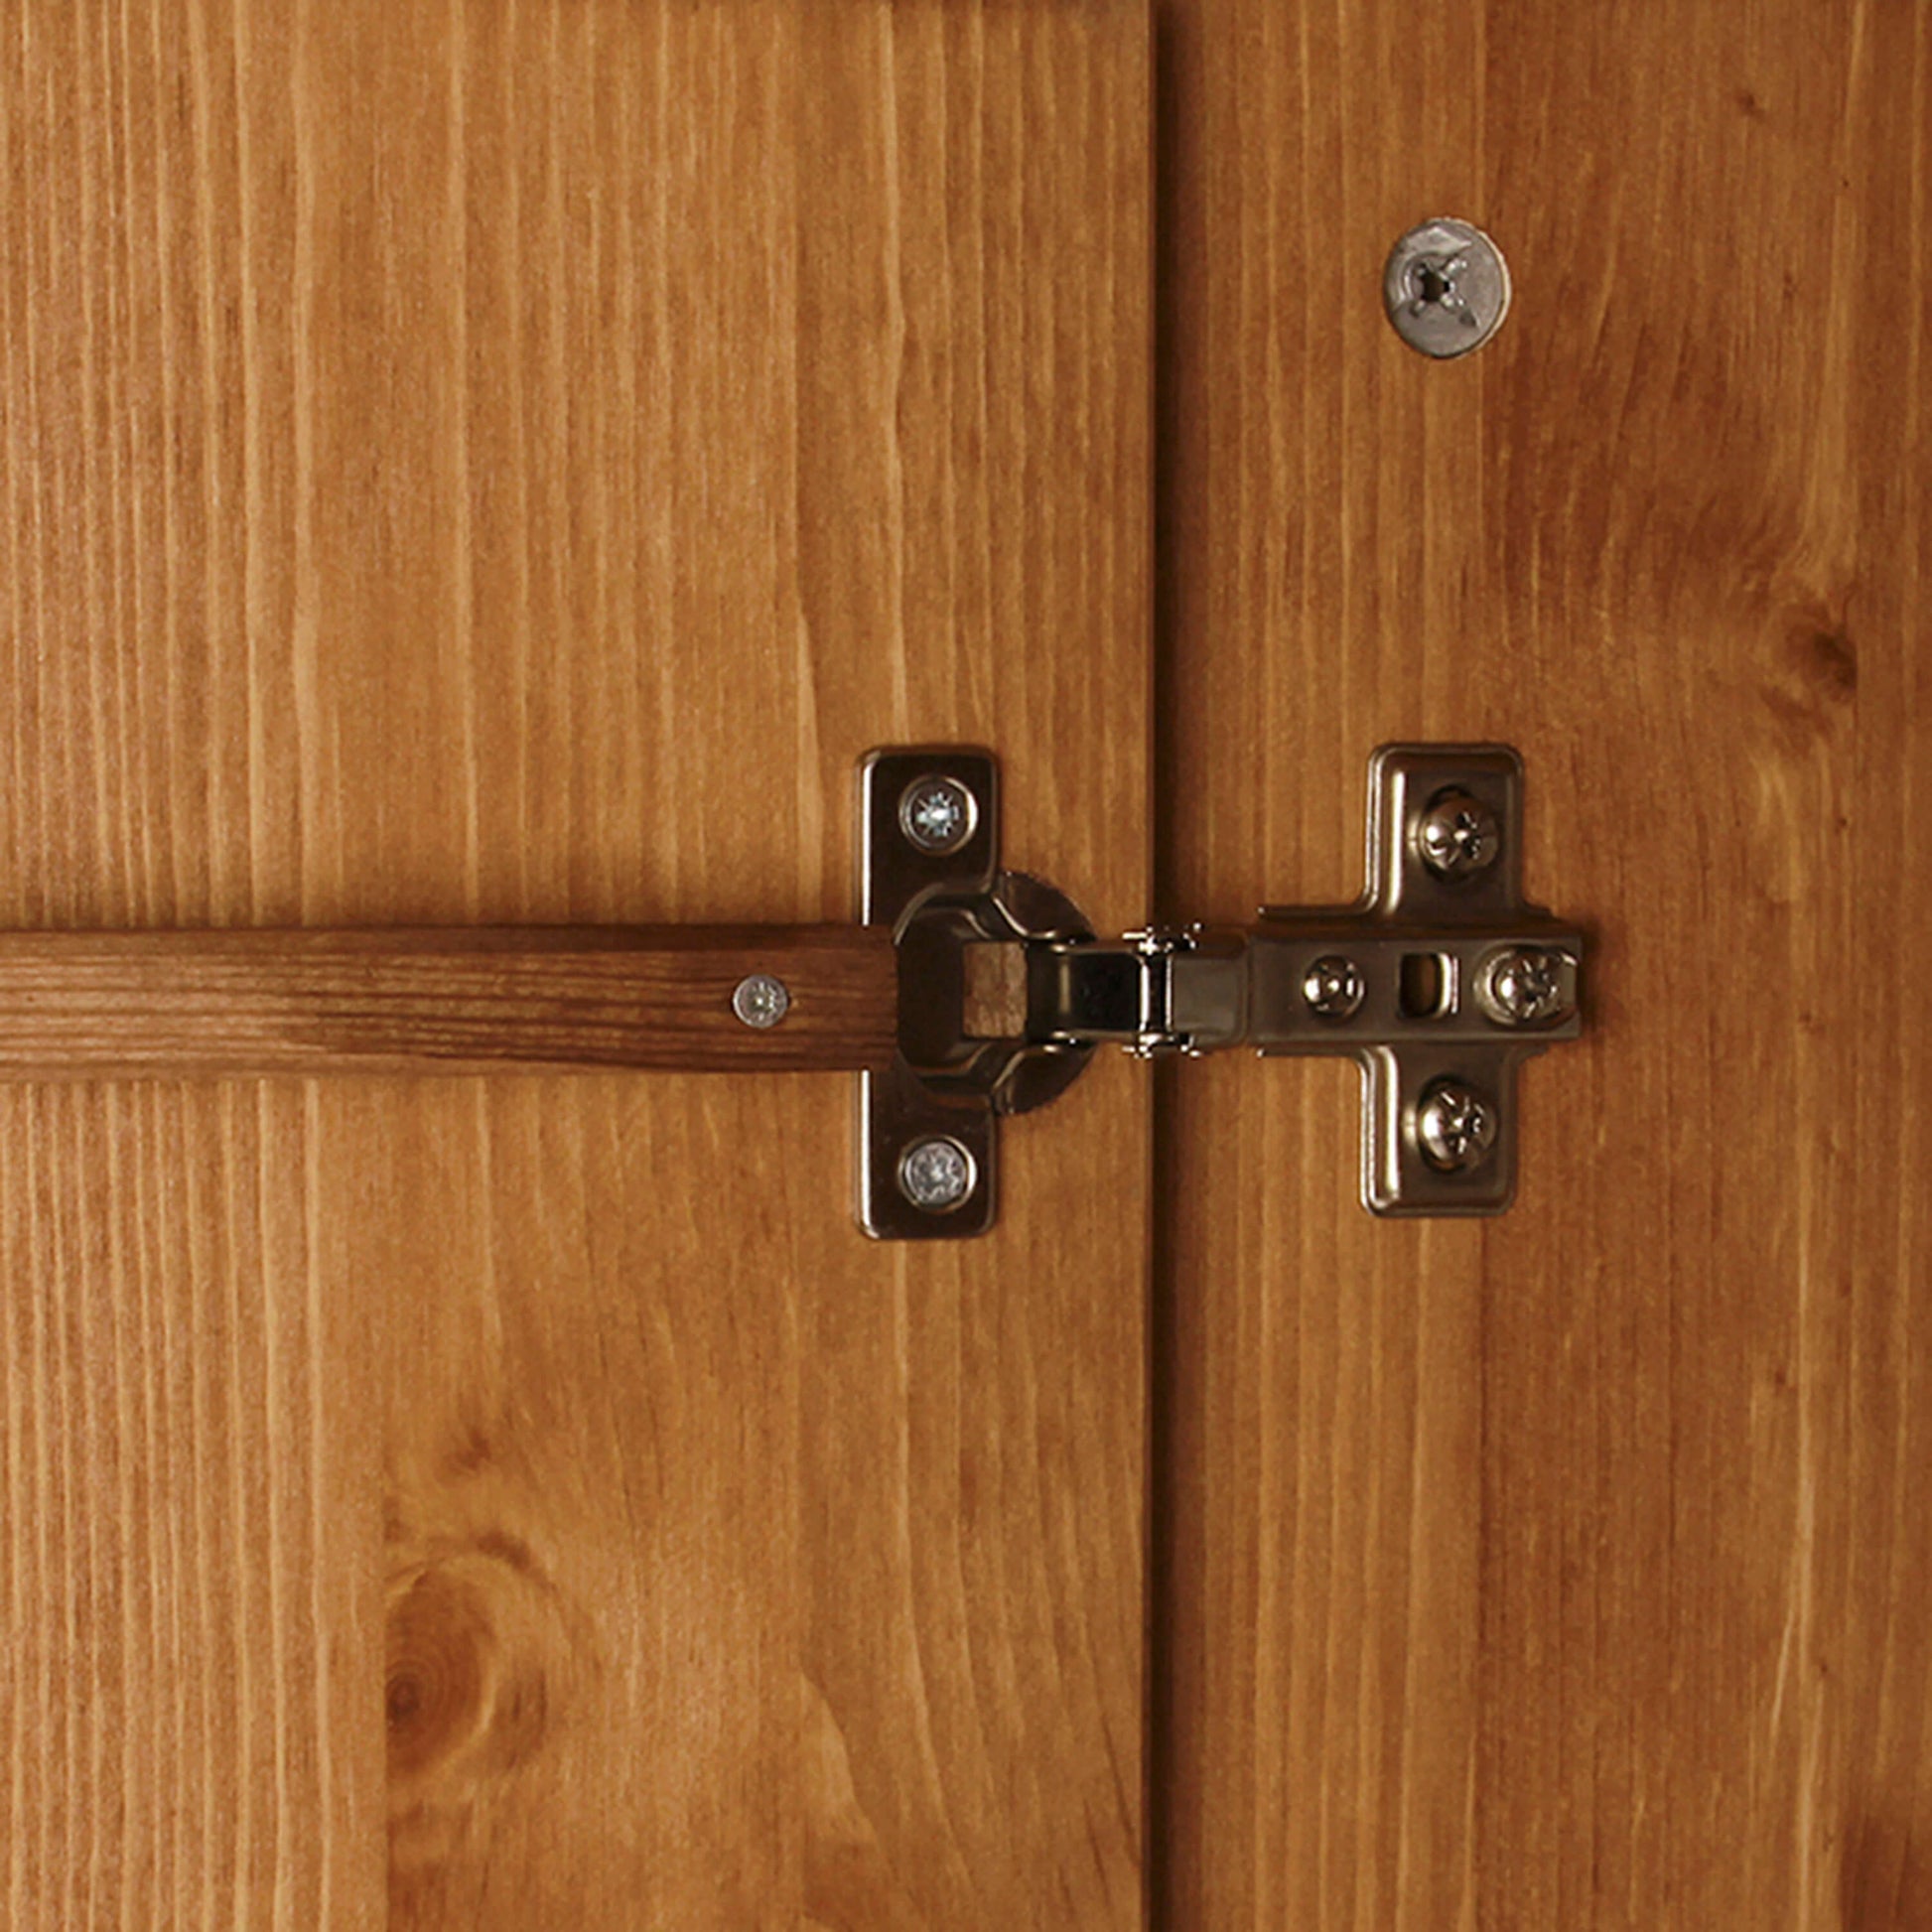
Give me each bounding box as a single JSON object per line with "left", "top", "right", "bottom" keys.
{"left": 1303, "top": 955, "right": 1365, "bottom": 1022}
{"left": 1416, "top": 788, "right": 1501, "bottom": 882}
{"left": 732, "top": 972, "right": 790, "bottom": 1030}
{"left": 1476, "top": 946, "right": 1576, "bottom": 1028}
{"left": 1383, "top": 217, "right": 1512, "bottom": 359}
{"left": 897, "top": 1136, "right": 976, "bottom": 1213}
{"left": 898, "top": 775, "right": 976, "bottom": 856}
{"left": 1414, "top": 1078, "right": 1499, "bottom": 1174}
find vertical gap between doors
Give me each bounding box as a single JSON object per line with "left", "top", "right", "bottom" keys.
{"left": 1148, "top": 5, "right": 1196, "bottom": 1925}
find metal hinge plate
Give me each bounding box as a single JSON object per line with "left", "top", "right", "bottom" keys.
{"left": 857, "top": 745, "right": 1586, "bottom": 1238}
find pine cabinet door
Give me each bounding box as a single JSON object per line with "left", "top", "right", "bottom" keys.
{"left": 1, "top": 7, "right": 1150, "bottom": 1925}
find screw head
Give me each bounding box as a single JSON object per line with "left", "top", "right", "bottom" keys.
{"left": 1303, "top": 955, "right": 1366, "bottom": 1022}
{"left": 731, "top": 972, "right": 790, "bottom": 1030}
{"left": 1383, "top": 217, "right": 1512, "bottom": 359}
{"left": 1416, "top": 788, "right": 1501, "bottom": 882}
{"left": 1476, "top": 946, "right": 1576, "bottom": 1028}
{"left": 897, "top": 1136, "right": 977, "bottom": 1213}
{"left": 1414, "top": 1079, "right": 1500, "bottom": 1174}
{"left": 897, "top": 775, "right": 977, "bottom": 856}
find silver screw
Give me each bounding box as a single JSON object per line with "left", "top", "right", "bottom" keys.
{"left": 897, "top": 775, "right": 976, "bottom": 856}
{"left": 1476, "top": 946, "right": 1576, "bottom": 1028}
{"left": 897, "top": 1136, "right": 976, "bottom": 1212}
{"left": 1414, "top": 1078, "right": 1500, "bottom": 1173}
{"left": 1383, "top": 217, "right": 1512, "bottom": 359}
{"left": 1303, "top": 955, "right": 1365, "bottom": 1022}
{"left": 731, "top": 973, "right": 790, "bottom": 1030}
{"left": 1416, "top": 788, "right": 1501, "bottom": 881}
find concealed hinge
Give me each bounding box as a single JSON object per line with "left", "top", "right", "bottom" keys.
{"left": 859, "top": 745, "right": 1586, "bottom": 1238}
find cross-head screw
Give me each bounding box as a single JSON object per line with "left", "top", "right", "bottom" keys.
{"left": 1383, "top": 218, "right": 1512, "bottom": 359}
{"left": 731, "top": 972, "right": 791, "bottom": 1030}
{"left": 1414, "top": 1078, "right": 1500, "bottom": 1173}
{"left": 1416, "top": 787, "right": 1501, "bottom": 882}
{"left": 1476, "top": 946, "right": 1576, "bottom": 1028}
{"left": 898, "top": 775, "right": 977, "bottom": 856}
{"left": 897, "top": 1136, "right": 976, "bottom": 1212}
{"left": 1303, "top": 955, "right": 1366, "bottom": 1022}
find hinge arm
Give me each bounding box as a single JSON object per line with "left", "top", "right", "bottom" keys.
{"left": 1031, "top": 919, "right": 1581, "bottom": 1059}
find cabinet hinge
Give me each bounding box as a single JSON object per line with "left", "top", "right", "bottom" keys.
{"left": 859, "top": 745, "right": 1586, "bottom": 1239}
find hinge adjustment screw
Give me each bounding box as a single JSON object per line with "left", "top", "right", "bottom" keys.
{"left": 1303, "top": 955, "right": 1366, "bottom": 1021}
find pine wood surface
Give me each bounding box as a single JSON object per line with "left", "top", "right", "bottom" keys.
{"left": 1, "top": 4, "right": 1151, "bottom": 1927}
{"left": 0, "top": 925, "right": 897, "bottom": 1077}
{"left": 1152, "top": 1, "right": 1931, "bottom": 1927}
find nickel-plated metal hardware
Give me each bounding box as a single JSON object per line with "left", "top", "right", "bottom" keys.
{"left": 1415, "top": 1077, "right": 1501, "bottom": 1174}
{"left": 897, "top": 1136, "right": 977, "bottom": 1212}
{"left": 857, "top": 748, "right": 1094, "bottom": 1240}
{"left": 731, "top": 972, "right": 791, "bottom": 1030}
{"left": 1303, "top": 955, "right": 1366, "bottom": 1022}
{"left": 897, "top": 773, "right": 978, "bottom": 856}
{"left": 858, "top": 743, "right": 1585, "bottom": 1236}
{"left": 1415, "top": 786, "right": 1501, "bottom": 880}
{"left": 1383, "top": 217, "right": 1511, "bottom": 360}
{"left": 1474, "top": 944, "right": 1577, "bottom": 1028}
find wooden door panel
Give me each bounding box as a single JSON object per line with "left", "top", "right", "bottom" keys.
{"left": 2, "top": 4, "right": 1151, "bottom": 1926}
{"left": 1156, "top": 1, "right": 1929, "bottom": 1926}
{"left": 1, "top": 1084, "right": 384, "bottom": 1925}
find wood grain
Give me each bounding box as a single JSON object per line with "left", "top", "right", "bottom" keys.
{"left": 0, "top": 1083, "right": 383, "bottom": 1928}
{"left": 2, "top": 2, "right": 1151, "bottom": 1927}
{"left": 1152, "top": 1, "right": 1932, "bottom": 1926}
{"left": 0, "top": 926, "right": 897, "bottom": 1077}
